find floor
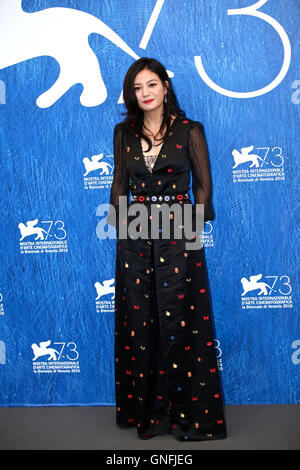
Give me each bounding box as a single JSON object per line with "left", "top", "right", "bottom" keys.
{"left": 0, "top": 404, "right": 299, "bottom": 450}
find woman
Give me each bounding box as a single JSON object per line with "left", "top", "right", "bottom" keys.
{"left": 108, "top": 57, "right": 226, "bottom": 441}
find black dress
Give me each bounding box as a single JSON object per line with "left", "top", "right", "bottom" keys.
{"left": 108, "top": 115, "right": 227, "bottom": 441}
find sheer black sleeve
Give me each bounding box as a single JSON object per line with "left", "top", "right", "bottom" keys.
{"left": 107, "top": 123, "right": 129, "bottom": 228}
{"left": 188, "top": 121, "right": 215, "bottom": 221}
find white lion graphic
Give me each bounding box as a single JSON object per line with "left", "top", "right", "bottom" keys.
{"left": 18, "top": 219, "right": 51, "bottom": 241}
{"left": 0, "top": 0, "right": 139, "bottom": 108}
{"left": 31, "top": 340, "right": 63, "bottom": 361}
{"left": 94, "top": 278, "right": 115, "bottom": 300}
{"left": 83, "top": 153, "right": 113, "bottom": 176}
{"left": 241, "top": 274, "right": 276, "bottom": 296}
{"left": 232, "top": 145, "right": 265, "bottom": 169}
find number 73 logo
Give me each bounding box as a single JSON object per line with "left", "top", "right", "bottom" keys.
{"left": 142, "top": 0, "right": 291, "bottom": 99}
{"left": 194, "top": 0, "right": 291, "bottom": 98}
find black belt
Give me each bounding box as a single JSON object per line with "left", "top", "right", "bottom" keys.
{"left": 130, "top": 192, "right": 189, "bottom": 203}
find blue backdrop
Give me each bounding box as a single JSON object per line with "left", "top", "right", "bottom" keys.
{"left": 0, "top": 0, "right": 299, "bottom": 406}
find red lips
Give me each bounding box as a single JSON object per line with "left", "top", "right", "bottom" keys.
{"left": 143, "top": 99, "right": 154, "bottom": 104}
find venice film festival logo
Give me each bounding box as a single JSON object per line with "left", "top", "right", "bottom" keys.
{"left": 83, "top": 152, "right": 114, "bottom": 191}
{"left": 232, "top": 144, "right": 286, "bottom": 183}
{"left": 95, "top": 278, "right": 115, "bottom": 313}
{"left": 31, "top": 340, "right": 80, "bottom": 374}
{"left": 0, "top": 0, "right": 292, "bottom": 109}
{"left": 240, "top": 273, "right": 293, "bottom": 309}
{"left": 18, "top": 219, "right": 68, "bottom": 254}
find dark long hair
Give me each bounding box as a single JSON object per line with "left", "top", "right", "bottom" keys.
{"left": 121, "top": 57, "right": 186, "bottom": 152}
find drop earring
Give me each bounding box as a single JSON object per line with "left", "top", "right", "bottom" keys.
{"left": 164, "top": 93, "right": 167, "bottom": 104}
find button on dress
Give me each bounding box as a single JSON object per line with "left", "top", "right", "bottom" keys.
{"left": 107, "top": 115, "right": 227, "bottom": 441}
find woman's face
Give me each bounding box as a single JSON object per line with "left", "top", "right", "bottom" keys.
{"left": 133, "top": 68, "right": 168, "bottom": 114}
